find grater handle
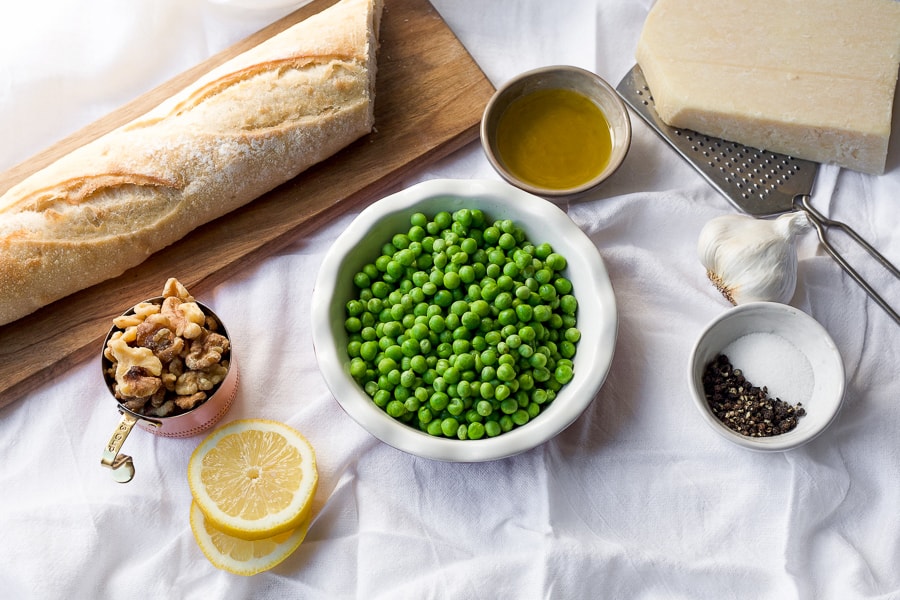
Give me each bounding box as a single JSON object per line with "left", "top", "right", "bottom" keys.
{"left": 797, "top": 195, "right": 900, "bottom": 326}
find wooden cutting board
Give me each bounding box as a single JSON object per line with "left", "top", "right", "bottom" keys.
{"left": 0, "top": 0, "right": 495, "bottom": 407}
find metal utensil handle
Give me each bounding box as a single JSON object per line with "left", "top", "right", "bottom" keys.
{"left": 101, "top": 411, "right": 139, "bottom": 483}
{"left": 797, "top": 195, "right": 900, "bottom": 326}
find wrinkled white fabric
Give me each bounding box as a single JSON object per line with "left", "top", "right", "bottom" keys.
{"left": 2, "top": 1, "right": 899, "bottom": 598}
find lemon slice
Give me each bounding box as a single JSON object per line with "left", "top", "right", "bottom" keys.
{"left": 188, "top": 419, "right": 318, "bottom": 540}
{"left": 190, "top": 500, "right": 309, "bottom": 576}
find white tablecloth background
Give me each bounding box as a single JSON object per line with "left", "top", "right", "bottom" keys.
{"left": 2, "top": 1, "right": 899, "bottom": 598}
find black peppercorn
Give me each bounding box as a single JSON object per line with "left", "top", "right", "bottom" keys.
{"left": 702, "top": 354, "right": 806, "bottom": 437}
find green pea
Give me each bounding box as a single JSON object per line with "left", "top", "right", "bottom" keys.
{"left": 349, "top": 357, "right": 367, "bottom": 379}
{"left": 493, "top": 291, "right": 513, "bottom": 310}
{"left": 460, "top": 237, "right": 478, "bottom": 255}
{"left": 496, "top": 363, "right": 516, "bottom": 382}
{"left": 538, "top": 284, "right": 557, "bottom": 301}
{"left": 498, "top": 353, "right": 516, "bottom": 367}
{"left": 480, "top": 349, "right": 498, "bottom": 366}
{"left": 346, "top": 299, "right": 365, "bottom": 317}
{"left": 546, "top": 253, "right": 567, "bottom": 270}
{"left": 426, "top": 419, "right": 444, "bottom": 436}
{"left": 408, "top": 225, "right": 426, "bottom": 242}
{"left": 554, "top": 277, "right": 573, "bottom": 294}
{"left": 517, "top": 372, "right": 534, "bottom": 391}
{"left": 512, "top": 409, "right": 530, "bottom": 426}
{"left": 385, "top": 400, "right": 406, "bottom": 418}
{"left": 429, "top": 392, "right": 449, "bottom": 412}
{"left": 480, "top": 281, "right": 500, "bottom": 302}
{"left": 532, "top": 305, "right": 552, "bottom": 322}
{"left": 467, "top": 422, "right": 485, "bottom": 440}
{"left": 534, "top": 242, "right": 552, "bottom": 259}
{"left": 554, "top": 363, "right": 574, "bottom": 384}
{"left": 377, "top": 357, "right": 397, "bottom": 374}
{"left": 371, "top": 281, "right": 390, "bottom": 298}
{"left": 485, "top": 420, "right": 502, "bottom": 437}
{"left": 360, "top": 341, "right": 379, "bottom": 361}
{"left": 441, "top": 417, "right": 459, "bottom": 437}
{"left": 447, "top": 397, "right": 464, "bottom": 416}
{"left": 373, "top": 389, "right": 391, "bottom": 407}
{"left": 534, "top": 268, "right": 551, "bottom": 285}
{"left": 500, "top": 398, "right": 518, "bottom": 414}
{"left": 384, "top": 345, "right": 404, "bottom": 362}
{"left": 381, "top": 321, "right": 401, "bottom": 338}
{"left": 476, "top": 400, "right": 493, "bottom": 417}
{"left": 515, "top": 304, "right": 533, "bottom": 322}
{"left": 434, "top": 211, "right": 452, "bottom": 229}
{"left": 497, "top": 309, "right": 517, "bottom": 326}
{"left": 460, "top": 311, "right": 480, "bottom": 330}
{"left": 400, "top": 369, "right": 417, "bottom": 388}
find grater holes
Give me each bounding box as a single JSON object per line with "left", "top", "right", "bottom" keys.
{"left": 635, "top": 85, "right": 653, "bottom": 106}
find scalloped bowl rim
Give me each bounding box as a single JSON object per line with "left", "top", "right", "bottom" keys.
{"left": 311, "top": 179, "right": 618, "bottom": 461}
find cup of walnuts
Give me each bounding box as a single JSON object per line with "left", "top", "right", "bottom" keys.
{"left": 99, "top": 278, "right": 238, "bottom": 483}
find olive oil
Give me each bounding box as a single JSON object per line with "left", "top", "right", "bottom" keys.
{"left": 495, "top": 88, "right": 613, "bottom": 190}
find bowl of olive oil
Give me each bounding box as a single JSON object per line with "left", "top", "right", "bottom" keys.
{"left": 481, "top": 65, "right": 631, "bottom": 198}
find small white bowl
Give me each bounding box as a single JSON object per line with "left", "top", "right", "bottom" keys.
{"left": 688, "top": 302, "right": 845, "bottom": 452}
{"left": 311, "top": 179, "right": 618, "bottom": 461}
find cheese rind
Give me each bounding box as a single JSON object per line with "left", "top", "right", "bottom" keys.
{"left": 636, "top": 0, "right": 900, "bottom": 174}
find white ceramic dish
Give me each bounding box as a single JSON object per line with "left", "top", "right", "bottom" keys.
{"left": 688, "top": 302, "right": 845, "bottom": 452}
{"left": 311, "top": 179, "right": 618, "bottom": 461}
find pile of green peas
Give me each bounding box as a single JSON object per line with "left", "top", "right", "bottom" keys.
{"left": 343, "top": 207, "right": 580, "bottom": 440}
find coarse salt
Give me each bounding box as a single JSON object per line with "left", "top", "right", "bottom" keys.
{"left": 721, "top": 332, "right": 814, "bottom": 405}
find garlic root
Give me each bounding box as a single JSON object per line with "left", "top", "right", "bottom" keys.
{"left": 698, "top": 212, "right": 811, "bottom": 305}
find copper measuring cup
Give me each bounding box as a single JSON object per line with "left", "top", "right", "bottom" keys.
{"left": 100, "top": 297, "right": 238, "bottom": 483}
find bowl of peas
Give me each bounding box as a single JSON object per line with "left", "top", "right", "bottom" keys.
{"left": 311, "top": 178, "right": 617, "bottom": 461}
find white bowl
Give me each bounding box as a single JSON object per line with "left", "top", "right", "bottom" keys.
{"left": 688, "top": 302, "right": 845, "bottom": 451}
{"left": 311, "top": 179, "right": 617, "bottom": 461}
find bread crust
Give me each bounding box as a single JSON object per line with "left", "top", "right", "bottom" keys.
{"left": 0, "top": 0, "right": 382, "bottom": 326}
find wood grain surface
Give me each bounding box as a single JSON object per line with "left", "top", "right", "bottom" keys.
{"left": 0, "top": 0, "right": 494, "bottom": 407}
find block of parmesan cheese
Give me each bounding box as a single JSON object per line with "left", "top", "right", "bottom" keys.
{"left": 635, "top": 0, "right": 900, "bottom": 174}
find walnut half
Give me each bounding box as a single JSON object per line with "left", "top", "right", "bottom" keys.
{"left": 107, "top": 337, "right": 163, "bottom": 398}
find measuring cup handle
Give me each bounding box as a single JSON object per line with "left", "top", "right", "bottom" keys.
{"left": 101, "top": 411, "right": 139, "bottom": 483}
{"left": 797, "top": 195, "right": 900, "bottom": 326}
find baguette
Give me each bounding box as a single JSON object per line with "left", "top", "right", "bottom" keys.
{"left": 0, "top": 0, "right": 383, "bottom": 326}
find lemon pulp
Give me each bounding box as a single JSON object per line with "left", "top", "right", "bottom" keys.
{"left": 188, "top": 419, "right": 318, "bottom": 541}
{"left": 496, "top": 88, "right": 612, "bottom": 190}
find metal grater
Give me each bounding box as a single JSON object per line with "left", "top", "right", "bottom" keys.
{"left": 615, "top": 64, "right": 819, "bottom": 217}
{"left": 615, "top": 64, "right": 900, "bottom": 325}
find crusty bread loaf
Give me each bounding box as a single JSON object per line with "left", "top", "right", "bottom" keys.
{"left": 0, "top": 0, "right": 382, "bottom": 326}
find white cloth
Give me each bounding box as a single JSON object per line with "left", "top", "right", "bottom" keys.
{"left": 2, "top": 1, "right": 900, "bottom": 598}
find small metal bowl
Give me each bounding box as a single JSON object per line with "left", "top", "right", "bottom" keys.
{"left": 480, "top": 65, "right": 631, "bottom": 199}
{"left": 688, "top": 302, "right": 845, "bottom": 452}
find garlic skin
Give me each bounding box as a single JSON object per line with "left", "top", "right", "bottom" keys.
{"left": 698, "top": 212, "right": 811, "bottom": 305}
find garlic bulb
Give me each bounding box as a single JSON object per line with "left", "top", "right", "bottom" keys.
{"left": 698, "top": 212, "right": 811, "bottom": 305}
